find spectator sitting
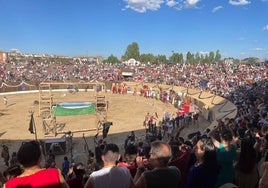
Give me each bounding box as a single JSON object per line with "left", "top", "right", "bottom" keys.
{"left": 84, "top": 143, "right": 134, "bottom": 188}
{"left": 3, "top": 140, "right": 69, "bottom": 188}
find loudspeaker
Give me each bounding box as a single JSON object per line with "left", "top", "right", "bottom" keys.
{"left": 44, "top": 138, "right": 66, "bottom": 155}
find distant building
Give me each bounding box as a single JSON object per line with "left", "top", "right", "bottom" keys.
{"left": 121, "top": 67, "right": 134, "bottom": 78}
{"left": 9, "top": 49, "right": 22, "bottom": 56}
{"left": 123, "top": 58, "right": 140, "bottom": 66}
{"left": 0, "top": 51, "right": 9, "bottom": 63}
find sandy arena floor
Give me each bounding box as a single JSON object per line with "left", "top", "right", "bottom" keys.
{"left": 0, "top": 90, "right": 210, "bottom": 171}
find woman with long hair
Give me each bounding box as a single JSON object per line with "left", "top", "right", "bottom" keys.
{"left": 185, "top": 138, "right": 219, "bottom": 188}
{"left": 234, "top": 138, "right": 259, "bottom": 188}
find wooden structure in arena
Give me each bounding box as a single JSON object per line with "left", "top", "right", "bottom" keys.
{"left": 38, "top": 82, "right": 106, "bottom": 136}
{"left": 38, "top": 82, "right": 106, "bottom": 117}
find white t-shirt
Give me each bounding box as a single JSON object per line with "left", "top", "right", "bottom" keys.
{"left": 90, "top": 166, "right": 132, "bottom": 188}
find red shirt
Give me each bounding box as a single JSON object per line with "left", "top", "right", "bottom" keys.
{"left": 117, "top": 162, "right": 137, "bottom": 178}
{"left": 5, "top": 168, "right": 63, "bottom": 188}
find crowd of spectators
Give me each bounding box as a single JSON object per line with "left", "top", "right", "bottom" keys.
{"left": 0, "top": 59, "right": 268, "bottom": 187}
{"left": 0, "top": 59, "right": 267, "bottom": 95}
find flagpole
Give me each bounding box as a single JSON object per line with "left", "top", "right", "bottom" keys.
{"left": 29, "top": 111, "right": 38, "bottom": 141}
{"left": 33, "top": 113, "right": 37, "bottom": 141}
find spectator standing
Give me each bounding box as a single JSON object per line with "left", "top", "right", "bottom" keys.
{"left": 117, "top": 144, "right": 138, "bottom": 178}
{"left": 9, "top": 152, "right": 18, "bottom": 167}
{"left": 134, "top": 140, "right": 182, "bottom": 188}
{"left": 234, "top": 138, "right": 259, "bottom": 188}
{"left": 84, "top": 143, "right": 134, "bottom": 188}
{"left": 66, "top": 162, "right": 86, "bottom": 188}
{"left": 168, "top": 125, "right": 192, "bottom": 186}
{"left": 259, "top": 161, "right": 268, "bottom": 188}
{"left": 209, "top": 123, "right": 237, "bottom": 187}
{"left": 184, "top": 138, "right": 219, "bottom": 188}
{"left": 1, "top": 145, "right": 10, "bottom": 167}
{"left": 4, "top": 141, "right": 69, "bottom": 188}
{"left": 62, "top": 156, "right": 70, "bottom": 178}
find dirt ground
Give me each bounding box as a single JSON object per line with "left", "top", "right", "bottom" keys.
{"left": 0, "top": 90, "right": 210, "bottom": 171}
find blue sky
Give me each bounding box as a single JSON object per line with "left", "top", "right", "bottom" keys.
{"left": 0, "top": 0, "right": 267, "bottom": 60}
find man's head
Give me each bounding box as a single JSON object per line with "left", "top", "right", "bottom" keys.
{"left": 149, "top": 141, "right": 172, "bottom": 167}
{"left": 17, "top": 141, "right": 42, "bottom": 168}
{"left": 124, "top": 144, "right": 138, "bottom": 165}
{"left": 101, "top": 143, "right": 120, "bottom": 164}
{"left": 73, "top": 162, "right": 86, "bottom": 177}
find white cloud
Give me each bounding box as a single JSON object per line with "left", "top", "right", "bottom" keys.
{"left": 212, "top": 6, "right": 223, "bottom": 13}
{"left": 263, "top": 25, "right": 268, "bottom": 31}
{"left": 123, "top": 0, "right": 164, "bottom": 13}
{"left": 172, "top": 0, "right": 202, "bottom": 10}
{"left": 229, "top": 0, "right": 251, "bottom": 6}
{"left": 251, "top": 48, "right": 266, "bottom": 51}
{"left": 166, "top": 0, "right": 178, "bottom": 7}
{"left": 122, "top": 0, "right": 203, "bottom": 12}
{"left": 184, "top": 0, "right": 201, "bottom": 7}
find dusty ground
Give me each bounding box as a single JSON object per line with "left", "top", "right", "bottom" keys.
{"left": 0, "top": 90, "right": 210, "bottom": 171}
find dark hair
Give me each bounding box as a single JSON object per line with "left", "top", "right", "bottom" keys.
{"left": 238, "top": 138, "right": 257, "bottom": 173}
{"left": 17, "top": 141, "right": 41, "bottom": 168}
{"left": 101, "top": 143, "right": 120, "bottom": 164}
{"left": 102, "top": 143, "right": 119, "bottom": 155}
{"left": 200, "top": 138, "right": 219, "bottom": 174}
{"left": 221, "top": 129, "right": 233, "bottom": 142}
{"left": 125, "top": 144, "right": 138, "bottom": 155}
{"left": 73, "top": 162, "right": 86, "bottom": 176}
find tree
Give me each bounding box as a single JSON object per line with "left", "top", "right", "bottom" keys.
{"left": 155, "top": 55, "right": 167, "bottom": 64}
{"left": 247, "top": 57, "right": 256, "bottom": 64}
{"left": 195, "top": 53, "right": 201, "bottom": 64}
{"left": 105, "top": 55, "right": 119, "bottom": 64}
{"left": 169, "top": 52, "right": 184, "bottom": 65}
{"left": 233, "top": 58, "right": 240, "bottom": 64}
{"left": 122, "top": 42, "right": 140, "bottom": 61}
{"left": 186, "top": 52, "right": 194, "bottom": 64}
{"left": 215, "top": 50, "right": 221, "bottom": 63}
{"left": 209, "top": 51, "right": 215, "bottom": 64}
{"left": 140, "top": 53, "right": 155, "bottom": 64}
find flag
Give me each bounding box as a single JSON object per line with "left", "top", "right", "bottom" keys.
{"left": 102, "top": 122, "right": 112, "bottom": 139}
{"left": 28, "top": 114, "right": 35, "bottom": 134}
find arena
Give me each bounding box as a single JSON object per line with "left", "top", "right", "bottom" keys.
{"left": 0, "top": 82, "right": 237, "bottom": 171}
